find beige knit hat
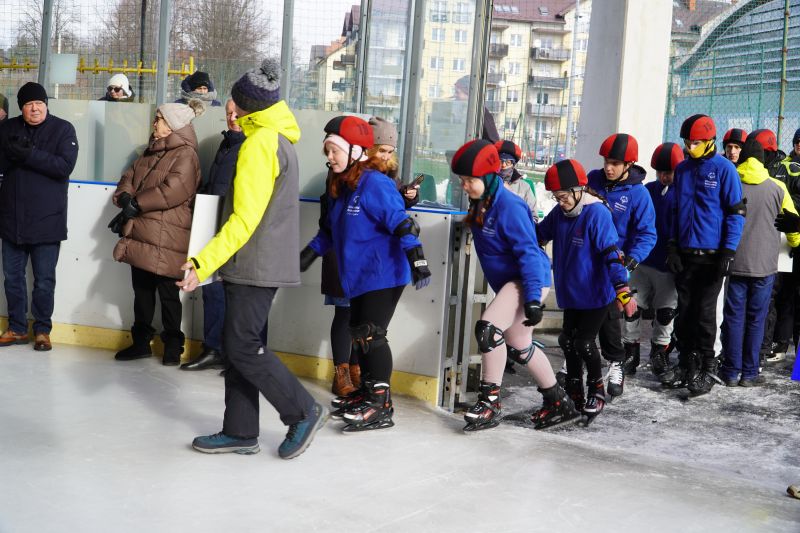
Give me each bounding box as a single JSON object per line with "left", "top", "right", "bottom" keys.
{"left": 368, "top": 116, "right": 398, "bottom": 148}
{"left": 157, "top": 99, "right": 205, "bottom": 131}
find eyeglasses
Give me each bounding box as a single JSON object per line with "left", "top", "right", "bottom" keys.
{"left": 108, "top": 86, "right": 124, "bottom": 93}
{"left": 550, "top": 192, "right": 573, "bottom": 203}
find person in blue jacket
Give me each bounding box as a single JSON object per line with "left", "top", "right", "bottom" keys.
{"left": 449, "top": 139, "right": 578, "bottom": 431}
{"left": 537, "top": 159, "right": 638, "bottom": 422}
{"left": 622, "top": 143, "right": 683, "bottom": 379}
{"left": 580, "top": 133, "right": 655, "bottom": 395}
{"left": 300, "top": 115, "right": 431, "bottom": 432}
{"left": 662, "top": 114, "right": 745, "bottom": 395}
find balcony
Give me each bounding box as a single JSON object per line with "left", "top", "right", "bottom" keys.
{"left": 530, "top": 47, "right": 571, "bottom": 62}
{"left": 528, "top": 75, "right": 566, "bottom": 89}
{"left": 486, "top": 71, "right": 507, "bottom": 86}
{"left": 488, "top": 43, "right": 509, "bottom": 58}
{"left": 332, "top": 60, "right": 345, "bottom": 70}
{"left": 340, "top": 54, "right": 356, "bottom": 66}
{"left": 526, "top": 103, "right": 566, "bottom": 117}
{"left": 332, "top": 80, "right": 354, "bottom": 92}
{"left": 485, "top": 100, "right": 506, "bottom": 113}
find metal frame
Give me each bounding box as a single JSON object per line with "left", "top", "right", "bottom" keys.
{"left": 355, "top": 0, "right": 371, "bottom": 111}
{"left": 281, "top": 0, "right": 295, "bottom": 100}
{"left": 155, "top": 0, "right": 173, "bottom": 105}
{"left": 399, "top": 0, "right": 426, "bottom": 177}
{"left": 37, "top": 0, "right": 55, "bottom": 87}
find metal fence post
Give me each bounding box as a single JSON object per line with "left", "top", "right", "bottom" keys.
{"left": 155, "top": 0, "right": 173, "bottom": 106}
{"left": 37, "top": 0, "right": 55, "bottom": 88}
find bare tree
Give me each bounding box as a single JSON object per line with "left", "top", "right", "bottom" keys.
{"left": 15, "top": 0, "right": 79, "bottom": 54}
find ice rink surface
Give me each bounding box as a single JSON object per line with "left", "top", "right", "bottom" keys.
{"left": 1, "top": 342, "right": 798, "bottom": 533}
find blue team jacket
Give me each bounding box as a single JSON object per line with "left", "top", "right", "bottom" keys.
{"left": 536, "top": 198, "right": 628, "bottom": 310}
{"left": 587, "top": 166, "right": 656, "bottom": 263}
{"left": 672, "top": 153, "right": 744, "bottom": 251}
{"left": 308, "top": 169, "right": 421, "bottom": 298}
{"left": 470, "top": 178, "right": 551, "bottom": 303}
{"left": 642, "top": 181, "right": 676, "bottom": 272}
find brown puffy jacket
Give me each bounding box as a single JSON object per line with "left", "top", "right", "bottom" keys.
{"left": 112, "top": 125, "right": 201, "bottom": 279}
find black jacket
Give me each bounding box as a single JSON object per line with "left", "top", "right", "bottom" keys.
{"left": 0, "top": 113, "right": 78, "bottom": 244}
{"left": 201, "top": 130, "right": 245, "bottom": 196}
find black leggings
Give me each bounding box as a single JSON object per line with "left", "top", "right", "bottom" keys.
{"left": 562, "top": 306, "right": 609, "bottom": 383}
{"left": 349, "top": 285, "right": 405, "bottom": 382}
{"left": 330, "top": 305, "right": 358, "bottom": 366}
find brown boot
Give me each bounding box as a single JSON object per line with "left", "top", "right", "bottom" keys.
{"left": 332, "top": 363, "right": 356, "bottom": 396}
{"left": 349, "top": 363, "right": 361, "bottom": 390}
{"left": 0, "top": 329, "right": 29, "bottom": 347}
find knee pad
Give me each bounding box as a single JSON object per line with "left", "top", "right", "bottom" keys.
{"left": 475, "top": 320, "right": 505, "bottom": 353}
{"left": 574, "top": 339, "right": 598, "bottom": 363}
{"left": 507, "top": 339, "right": 545, "bottom": 365}
{"left": 656, "top": 307, "right": 677, "bottom": 326}
{"left": 558, "top": 332, "right": 574, "bottom": 354}
{"left": 350, "top": 323, "right": 387, "bottom": 354}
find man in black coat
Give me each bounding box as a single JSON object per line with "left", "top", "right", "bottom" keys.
{"left": 180, "top": 99, "right": 245, "bottom": 371}
{"left": 0, "top": 82, "right": 78, "bottom": 351}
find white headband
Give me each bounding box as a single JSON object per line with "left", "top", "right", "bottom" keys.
{"left": 323, "top": 134, "right": 367, "bottom": 162}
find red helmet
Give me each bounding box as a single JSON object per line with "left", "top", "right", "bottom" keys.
{"left": 545, "top": 159, "right": 588, "bottom": 191}
{"left": 451, "top": 139, "right": 501, "bottom": 177}
{"left": 650, "top": 142, "right": 684, "bottom": 172}
{"left": 680, "top": 114, "right": 716, "bottom": 141}
{"left": 494, "top": 140, "right": 522, "bottom": 163}
{"left": 323, "top": 115, "right": 374, "bottom": 149}
{"left": 748, "top": 129, "right": 778, "bottom": 152}
{"left": 722, "top": 128, "right": 747, "bottom": 147}
{"left": 599, "top": 133, "right": 638, "bottom": 162}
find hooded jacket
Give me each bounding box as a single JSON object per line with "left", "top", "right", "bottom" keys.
{"left": 671, "top": 152, "right": 744, "bottom": 253}
{"left": 536, "top": 194, "right": 628, "bottom": 310}
{"left": 469, "top": 177, "right": 550, "bottom": 303}
{"left": 191, "top": 101, "right": 301, "bottom": 287}
{"left": 201, "top": 129, "right": 245, "bottom": 196}
{"left": 113, "top": 124, "right": 201, "bottom": 278}
{"left": 587, "top": 165, "right": 656, "bottom": 264}
{"left": 731, "top": 157, "right": 800, "bottom": 277}
{"left": 175, "top": 76, "right": 222, "bottom": 107}
{"left": 774, "top": 151, "right": 800, "bottom": 209}
{"left": 0, "top": 112, "right": 78, "bottom": 244}
{"left": 641, "top": 180, "right": 676, "bottom": 273}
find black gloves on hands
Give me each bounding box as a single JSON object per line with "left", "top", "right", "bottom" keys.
{"left": 107, "top": 212, "right": 127, "bottom": 236}
{"left": 716, "top": 248, "right": 736, "bottom": 279}
{"left": 666, "top": 243, "right": 683, "bottom": 274}
{"left": 406, "top": 246, "right": 431, "bottom": 290}
{"left": 299, "top": 246, "right": 319, "bottom": 272}
{"left": 775, "top": 211, "right": 800, "bottom": 234}
{"left": 117, "top": 193, "right": 141, "bottom": 218}
{"left": 6, "top": 135, "right": 32, "bottom": 162}
{"left": 623, "top": 255, "right": 639, "bottom": 273}
{"left": 523, "top": 300, "right": 544, "bottom": 327}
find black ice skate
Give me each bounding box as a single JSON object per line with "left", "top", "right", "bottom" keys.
{"left": 342, "top": 381, "right": 394, "bottom": 432}
{"left": 579, "top": 379, "right": 606, "bottom": 427}
{"left": 606, "top": 360, "right": 624, "bottom": 398}
{"left": 531, "top": 384, "right": 580, "bottom": 430}
{"left": 622, "top": 342, "right": 640, "bottom": 375}
{"left": 330, "top": 388, "right": 368, "bottom": 420}
{"left": 463, "top": 381, "right": 501, "bottom": 431}
{"left": 686, "top": 355, "right": 723, "bottom": 396}
{"left": 555, "top": 360, "right": 567, "bottom": 388}
{"left": 650, "top": 342, "right": 671, "bottom": 378}
{"left": 565, "top": 376, "right": 585, "bottom": 412}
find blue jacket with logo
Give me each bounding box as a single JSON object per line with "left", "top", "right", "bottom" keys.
{"left": 672, "top": 152, "right": 744, "bottom": 252}
{"left": 536, "top": 197, "right": 628, "bottom": 310}
{"left": 308, "top": 169, "right": 421, "bottom": 298}
{"left": 641, "top": 181, "right": 676, "bottom": 272}
{"left": 587, "top": 165, "right": 656, "bottom": 264}
{"left": 470, "top": 178, "right": 551, "bottom": 303}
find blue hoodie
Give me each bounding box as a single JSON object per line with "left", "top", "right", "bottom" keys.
{"left": 469, "top": 177, "right": 551, "bottom": 303}
{"left": 587, "top": 165, "right": 656, "bottom": 264}
{"left": 536, "top": 195, "right": 628, "bottom": 310}
{"left": 308, "top": 169, "right": 421, "bottom": 298}
{"left": 672, "top": 152, "right": 744, "bottom": 252}
{"left": 641, "top": 180, "right": 676, "bottom": 272}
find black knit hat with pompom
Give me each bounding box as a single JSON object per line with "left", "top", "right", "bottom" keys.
{"left": 231, "top": 58, "right": 281, "bottom": 112}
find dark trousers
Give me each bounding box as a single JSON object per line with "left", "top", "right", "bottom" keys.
{"left": 349, "top": 285, "right": 405, "bottom": 382}
{"left": 222, "top": 283, "right": 315, "bottom": 437}
{"left": 674, "top": 259, "right": 725, "bottom": 358}
{"left": 721, "top": 274, "right": 774, "bottom": 381}
{"left": 562, "top": 306, "right": 608, "bottom": 383}
{"left": 597, "top": 303, "right": 625, "bottom": 362}
{"left": 2, "top": 240, "right": 60, "bottom": 334}
{"left": 331, "top": 305, "right": 352, "bottom": 366}
{"left": 201, "top": 280, "right": 225, "bottom": 351}
{"left": 130, "top": 266, "right": 183, "bottom": 343}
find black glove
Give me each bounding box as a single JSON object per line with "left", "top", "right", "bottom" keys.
{"left": 775, "top": 211, "right": 800, "bottom": 233}
{"left": 406, "top": 246, "right": 431, "bottom": 290}
{"left": 523, "top": 300, "right": 544, "bottom": 327}
{"left": 623, "top": 255, "right": 639, "bottom": 273}
{"left": 107, "top": 211, "right": 128, "bottom": 237}
{"left": 117, "top": 193, "right": 140, "bottom": 218}
{"left": 666, "top": 243, "right": 683, "bottom": 274}
{"left": 299, "top": 246, "right": 319, "bottom": 272}
{"left": 716, "top": 248, "right": 735, "bottom": 279}
{"left": 6, "top": 135, "right": 32, "bottom": 162}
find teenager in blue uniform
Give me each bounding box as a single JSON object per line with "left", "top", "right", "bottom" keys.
{"left": 537, "top": 160, "right": 637, "bottom": 421}
{"left": 662, "top": 114, "right": 745, "bottom": 395}
{"left": 580, "top": 134, "right": 655, "bottom": 395}
{"left": 622, "top": 143, "right": 683, "bottom": 378}
{"left": 449, "top": 140, "right": 578, "bottom": 431}
{"left": 301, "top": 115, "right": 432, "bottom": 431}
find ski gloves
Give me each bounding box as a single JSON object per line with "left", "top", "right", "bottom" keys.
{"left": 775, "top": 211, "right": 800, "bottom": 234}
{"left": 406, "top": 246, "right": 431, "bottom": 290}
{"left": 299, "top": 246, "right": 319, "bottom": 272}
{"left": 5, "top": 135, "right": 32, "bottom": 162}
{"left": 523, "top": 300, "right": 544, "bottom": 327}
{"left": 667, "top": 241, "right": 735, "bottom": 279}
{"left": 107, "top": 193, "right": 140, "bottom": 237}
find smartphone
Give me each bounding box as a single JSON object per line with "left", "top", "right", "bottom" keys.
{"left": 411, "top": 174, "right": 425, "bottom": 187}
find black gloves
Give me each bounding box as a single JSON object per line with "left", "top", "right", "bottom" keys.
{"left": 623, "top": 255, "right": 639, "bottom": 273}
{"left": 666, "top": 242, "right": 683, "bottom": 274}
{"left": 406, "top": 246, "right": 431, "bottom": 290}
{"left": 6, "top": 135, "right": 32, "bottom": 162}
{"left": 299, "top": 246, "right": 319, "bottom": 272}
{"left": 523, "top": 300, "right": 544, "bottom": 327}
{"left": 107, "top": 212, "right": 127, "bottom": 236}
{"left": 716, "top": 248, "right": 736, "bottom": 279}
{"left": 117, "top": 193, "right": 140, "bottom": 218}
{"left": 775, "top": 211, "right": 800, "bottom": 233}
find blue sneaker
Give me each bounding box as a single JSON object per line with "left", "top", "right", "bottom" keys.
{"left": 192, "top": 432, "right": 260, "bottom": 455}
{"left": 278, "top": 402, "right": 328, "bottom": 459}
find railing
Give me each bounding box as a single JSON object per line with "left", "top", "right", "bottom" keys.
{"left": 486, "top": 71, "right": 507, "bottom": 85}
{"left": 488, "top": 43, "right": 509, "bottom": 58}
{"left": 530, "top": 47, "right": 571, "bottom": 61}
{"left": 485, "top": 100, "right": 506, "bottom": 113}
{"left": 528, "top": 75, "right": 567, "bottom": 89}
{"left": 430, "top": 11, "right": 448, "bottom": 22}
{"left": 526, "top": 103, "right": 566, "bottom": 116}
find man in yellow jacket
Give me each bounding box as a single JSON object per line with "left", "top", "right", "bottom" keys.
{"left": 177, "top": 58, "right": 327, "bottom": 459}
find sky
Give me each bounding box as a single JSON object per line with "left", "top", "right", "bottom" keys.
{"left": 265, "top": 0, "right": 357, "bottom": 64}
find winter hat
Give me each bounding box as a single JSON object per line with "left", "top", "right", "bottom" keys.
{"left": 793, "top": 128, "right": 800, "bottom": 145}
{"left": 545, "top": 159, "right": 587, "bottom": 191}
{"left": 495, "top": 140, "right": 522, "bottom": 163}
{"left": 231, "top": 58, "right": 281, "bottom": 113}
{"left": 680, "top": 114, "right": 716, "bottom": 140}
{"left": 369, "top": 116, "right": 398, "bottom": 148}
{"left": 749, "top": 129, "right": 778, "bottom": 152}
{"left": 738, "top": 137, "right": 765, "bottom": 165}
{"left": 323, "top": 115, "right": 373, "bottom": 162}
{"left": 0, "top": 93, "right": 7, "bottom": 115}
{"left": 650, "top": 142, "right": 684, "bottom": 172}
{"left": 157, "top": 99, "right": 205, "bottom": 131}
{"left": 599, "top": 133, "right": 638, "bottom": 162}
{"left": 722, "top": 128, "right": 747, "bottom": 148}
{"left": 187, "top": 71, "right": 211, "bottom": 91}
{"left": 451, "top": 139, "right": 500, "bottom": 177}
{"left": 17, "top": 82, "right": 48, "bottom": 109}
{"left": 108, "top": 73, "right": 132, "bottom": 97}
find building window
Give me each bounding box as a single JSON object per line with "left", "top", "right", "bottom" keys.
{"left": 510, "top": 34, "right": 523, "bottom": 47}
{"left": 453, "top": 58, "right": 466, "bottom": 71}
{"left": 430, "top": 57, "right": 444, "bottom": 70}
{"left": 536, "top": 92, "right": 549, "bottom": 104}
{"left": 455, "top": 30, "right": 468, "bottom": 43}
{"left": 432, "top": 28, "right": 446, "bottom": 42}
{"left": 430, "top": 1, "right": 448, "bottom": 22}
{"left": 454, "top": 2, "right": 472, "bottom": 23}
{"left": 506, "top": 89, "right": 520, "bottom": 102}
{"left": 508, "top": 62, "right": 521, "bottom": 75}
{"left": 504, "top": 118, "right": 518, "bottom": 131}
{"left": 428, "top": 85, "right": 441, "bottom": 98}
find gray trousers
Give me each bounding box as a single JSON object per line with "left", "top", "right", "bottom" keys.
{"left": 622, "top": 264, "right": 678, "bottom": 346}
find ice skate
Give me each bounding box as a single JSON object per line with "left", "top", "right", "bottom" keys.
{"left": 579, "top": 379, "right": 606, "bottom": 427}
{"left": 606, "top": 360, "right": 624, "bottom": 398}
{"left": 531, "top": 384, "right": 580, "bottom": 430}
{"left": 342, "top": 381, "right": 394, "bottom": 432}
{"left": 622, "top": 342, "right": 640, "bottom": 375}
{"left": 463, "top": 381, "right": 501, "bottom": 431}
{"left": 650, "top": 342, "right": 671, "bottom": 378}
{"left": 330, "top": 387, "right": 368, "bottom": 420}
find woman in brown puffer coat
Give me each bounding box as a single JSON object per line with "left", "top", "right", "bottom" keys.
{"left": 112, "top": 99, "right": 204, "bottom": 365}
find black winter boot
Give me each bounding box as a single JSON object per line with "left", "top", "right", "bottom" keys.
{"left": 622, "top": 342, "right": 640, "bottom": 375}
{"left": 161, "top": 332, "right": 185, "bottom": 366}
{"left": 115, "top": 325, "right": 153, "bottom": 361}
{"left": 687, "top": 353, "right": 722, "bottom": 396}
{"left": 650, "top": 342, "right": 671, "bottom": 378}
